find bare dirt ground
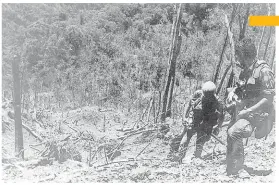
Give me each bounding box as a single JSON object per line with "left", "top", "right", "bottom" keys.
{"left": 2, "top": 104, "right": 275, "bottom": 183}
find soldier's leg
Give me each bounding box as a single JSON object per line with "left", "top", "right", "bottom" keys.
{"left": 226, "top": 119, "right": 253, "bottom": 175}
{"left": 170, "top": 126, "right": 187, "bottom": 153}
{"left": 178, "top": 128, "right": 195, "bottom": 161}
{"left": 178, "top": 115, "right": 202, "bottom": 161}
{"left": 194, "top": 124, "right": 212, "bottom": 158}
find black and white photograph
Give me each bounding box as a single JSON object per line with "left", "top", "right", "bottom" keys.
{"left": 1, "top": 2, "right": 276, "bottom": 183}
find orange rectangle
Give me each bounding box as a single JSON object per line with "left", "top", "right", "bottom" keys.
{"left": 249, "top": 16, "right": 279, "bottom": 26}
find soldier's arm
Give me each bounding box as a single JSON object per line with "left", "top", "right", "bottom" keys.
{"left": 247, "top": 99, "right": 268, "bottom": 113}
{"left": 184, "top": 90, "right": 203, "bottom": 119}
{"left": 184, "top": 100, "right": 192, "bottom": 118}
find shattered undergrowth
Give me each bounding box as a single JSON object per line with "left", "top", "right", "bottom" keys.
{"left": 2, "top": 104, "right": 276, "bottom": 183}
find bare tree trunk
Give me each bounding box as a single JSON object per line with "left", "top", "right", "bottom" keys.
{"left": 21, "top": 93, "right": 25, "bottom": 114}
{"left": 161, "top": 4, "right": 183, "bottom": 122}
{"left": 257, "top": 27, "right": 266, "bottom": 59}
{"left": 217, "top": 64, "right": 232, "bottom": 95}
{"left": 257, "top": 4, "right": 270, "bottom": 59}
{"left": 239, "top": 4, "right": 250, "bottom": 40}
{"left": 226, "top": 70, "right": 235, "bottom": 91}
{"left": 166, "top": 77, "right": 175, "bottom": 117}
{"left": 152, "top": 93, "right": 156, "bottom": 124}
{"left": 33, "top": 89, "right": 38, "bottom": 120}
{"left": 213, "top": 4, "right": 237, "bottom": 84}
{"left": 263, "top": 27, "right": 272, "bottom": 60}
{"left": 12, "top": 55, "right": 24, "bottom": 159}
{"left": 20, "top": 64, "right": 25, "bottom": 114}
{"left": 156, "top": 91, "right": 161, "bottom": 123}
{"left": 225, "top": 13, "right": 237, "bottom": 86}
{"left": 166, "top": 35, "right": 182, "bottom": 117}
{"left": 212, "top": 37, "right": 227, "bottom": 83}
{"left": 147, "top": 96, "right": 154, "bottom": 123}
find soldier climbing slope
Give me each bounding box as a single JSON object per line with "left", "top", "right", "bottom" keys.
{"left": 225, "top": 37, "right": 275, "bottom": 175}
{"left": 178, "top": 81, "right": 224, "bottom": 163}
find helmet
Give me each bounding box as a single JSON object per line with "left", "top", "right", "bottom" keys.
{"left": 202, "top": 81, "right": 216, "bottom": 93}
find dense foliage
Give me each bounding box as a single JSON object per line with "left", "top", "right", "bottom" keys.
{"left": 2, "top": 3, "right": 275, "bottom": 116}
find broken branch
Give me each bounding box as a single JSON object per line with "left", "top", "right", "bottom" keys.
{"left": 22, "top": 123, "right": 43, "bottom": 142}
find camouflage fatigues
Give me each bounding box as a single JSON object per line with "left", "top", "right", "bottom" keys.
{"left": 226, "top": 60, "right": 275, "bottom": 175}
{"left": 179, "top": 90, "right": 224, "bottom": 160}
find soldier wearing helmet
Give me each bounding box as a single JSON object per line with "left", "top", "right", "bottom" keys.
{"left": 177, "top": 81, "right": 224, "bottom": 162}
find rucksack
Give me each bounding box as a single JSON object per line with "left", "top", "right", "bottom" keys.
{"left": 185, "top": 90, "right": 220, "bottom": 128}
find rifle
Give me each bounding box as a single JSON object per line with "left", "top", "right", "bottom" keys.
{"left": 210, "top": 132, "right": 225, "bottom": 146}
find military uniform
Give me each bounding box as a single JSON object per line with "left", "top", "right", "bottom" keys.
{"left": 226, "top": 60, "right": 275, "bottom": 175}
{"left": 179, "top": 84, "right": 224, "bottom": 161}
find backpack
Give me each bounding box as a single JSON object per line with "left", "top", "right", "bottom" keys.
{"left": 184, "top": 90, "right": 203, "bottom": 128}
{"left": 185, "top": 90, "right": 220, "bottom": 128}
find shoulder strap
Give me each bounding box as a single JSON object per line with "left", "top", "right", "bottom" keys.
{"left": 252, "top": 60, "right": 272, "bottom": 79}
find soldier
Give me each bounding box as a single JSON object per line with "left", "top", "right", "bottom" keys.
{"left": 225, "top": 37, "right": 275, "bottom": 175}
{"left": 178, "top": 81, "right": 224, "bottom": 162}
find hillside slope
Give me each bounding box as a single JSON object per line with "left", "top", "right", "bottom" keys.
{"left": 2, "top": 104, "right": 275, "bottom": 183}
